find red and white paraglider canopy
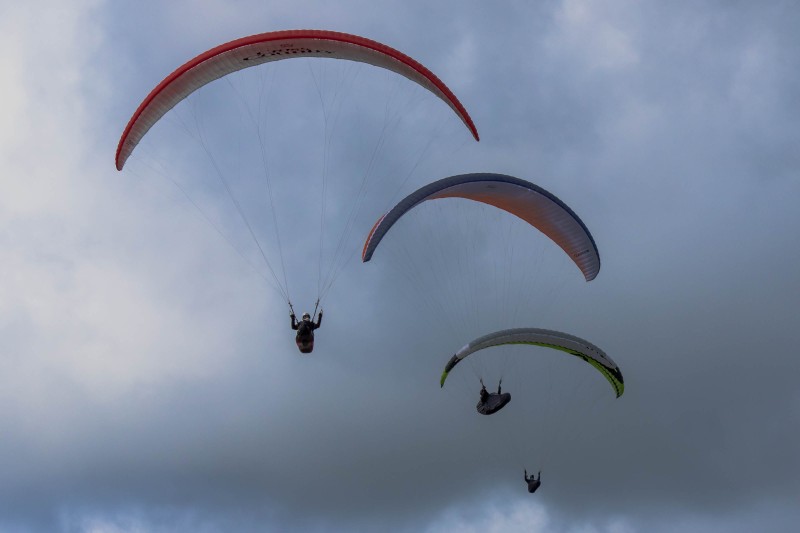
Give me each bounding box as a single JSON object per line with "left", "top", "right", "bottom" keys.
{"left": 116, "top": 29, "right": 479, "bottom": 170}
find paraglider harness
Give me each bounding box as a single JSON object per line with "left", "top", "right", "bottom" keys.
{"left": 477, "top": 378, "right": 511, "bottom": 415}
{"left": 289, "top": 300, "right": 322, "bottom": 354}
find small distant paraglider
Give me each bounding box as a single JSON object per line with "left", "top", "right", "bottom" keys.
{"left": 524, "top": 469, "right": 542, "bottom": 493}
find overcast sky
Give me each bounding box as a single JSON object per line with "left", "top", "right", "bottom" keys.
{"left": 2, "top": 1, "right": 800, "bottom": 532}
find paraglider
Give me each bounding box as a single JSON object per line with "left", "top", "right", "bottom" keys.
{"left": 477, "top": 378, "right": 511, "bottom": 415}
{"left": 362, "top": 173, "right": 601, "bottom": 282}
{"left": 116, "top": 29, "right": 478, "bottom": 171}
{"left": 524, "top": 469, "right": 541, "bottom": 493}
{"left": 440, "top": 328, "right": 624, "bottom": 397}
{"left": 441, "top": 328, "right": 623, "bottom": 489}
{"left": 291, "top": 309, "right": 323, "bottom": 354}
{"left": 116, "top": 30, "right": 480, "bottom": 329}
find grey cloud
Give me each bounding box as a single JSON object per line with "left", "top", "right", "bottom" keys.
{"left": 2, "top": 1, "right": 800, "bottom": 531}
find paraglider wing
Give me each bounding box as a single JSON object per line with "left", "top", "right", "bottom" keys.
{"left": 439, "top": 328, "right": 624, "bottom": 397}
{"left": 361, "top": 173, "right": 601, "bottom": 281}
{"left": 116, "top": 29, "right": 479, "bottom": 170}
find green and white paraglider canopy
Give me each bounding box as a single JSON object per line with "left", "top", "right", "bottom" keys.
{"left": 440, "top": 328, "right": 624, "bottom": 398}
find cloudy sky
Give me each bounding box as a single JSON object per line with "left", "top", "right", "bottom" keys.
{"left": 2, "top": 1, "right": 799, "bottom": 531}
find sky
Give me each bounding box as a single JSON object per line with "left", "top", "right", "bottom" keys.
{"left": 2, "top": 0, "right": 800, "bottom": 531}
